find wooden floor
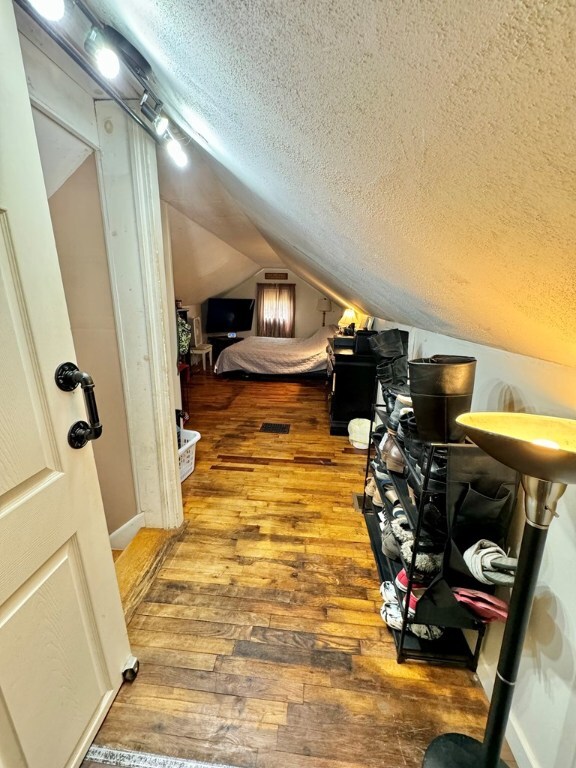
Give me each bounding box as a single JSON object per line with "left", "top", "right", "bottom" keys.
{"left": 87, "top": 371, "right": 516, "bottom": 768}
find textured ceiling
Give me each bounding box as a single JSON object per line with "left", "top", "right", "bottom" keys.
{"left": 88, "top": 1, "right": 576, "bottom": 363}
{"left": 157, "top": 149, "right": 283, "bottom": 268}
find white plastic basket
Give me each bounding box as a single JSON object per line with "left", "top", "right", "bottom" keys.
{"left": 178, "top": 429, "right": 201, "bottom": 481}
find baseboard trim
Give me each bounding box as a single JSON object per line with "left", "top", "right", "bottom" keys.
{"left": 109, "top": 513, "right": 145, "bottom": 550}
{"left": 87, "top": 745, "right": 238, "bottom": 768}
{"left": 476, "top": 657, "right": 538, "bottom": 768}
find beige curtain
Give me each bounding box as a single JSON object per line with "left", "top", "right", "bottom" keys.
{"left": 256, "top": 283, "right": 296, "bottom": 337}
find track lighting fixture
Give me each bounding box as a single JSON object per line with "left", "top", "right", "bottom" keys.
{"left": 19, "top": 0, "right": 198, "bottom": 165}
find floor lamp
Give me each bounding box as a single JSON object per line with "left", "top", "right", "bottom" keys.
{"left": 423, "top": 411, "right": 576, "bottom": 768}
{"left": 316, "top": 297, "right": 333, "bottom": 327}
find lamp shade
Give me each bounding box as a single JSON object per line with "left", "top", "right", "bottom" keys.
{"left": 316, "top": 297, "right": 332, "bottom": 313}
{"left": 457, "top": 412, "right": 576, "bottom": 484}
{"left": 338, "top": 308, "right": 357, "bottom": 328}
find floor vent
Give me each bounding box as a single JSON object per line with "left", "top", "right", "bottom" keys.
{"left": 260, "top": 422, "right": 290, "bottom": 434}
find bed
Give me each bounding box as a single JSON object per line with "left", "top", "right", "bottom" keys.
{"left": 214, "top": 326, "right": 338, "bottom": 376}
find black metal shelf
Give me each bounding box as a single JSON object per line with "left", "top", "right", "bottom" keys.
{"left": 363, "top": 511, "right": 478, "bottom": 668}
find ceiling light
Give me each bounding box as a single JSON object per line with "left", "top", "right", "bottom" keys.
{"left": 85, "top": 27, "right": 120, "bottom": 80}
{"left": 154, "top": 115, "right": 169, "bottom": 137}
{"left": 28, "top": 0, "right": 65, "bottom": 21}
{"left": 140, "top": 94, "right": 170, "bottom": 137}
{"left": 166, "top": 138, "right": 188, "bottom": 168}
{"left": 95, "top": 45, "right": 120, "bottom": 79}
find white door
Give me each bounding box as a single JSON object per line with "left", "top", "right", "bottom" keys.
{"left": 0, "top": 4, "right": 131, "bottom": 767}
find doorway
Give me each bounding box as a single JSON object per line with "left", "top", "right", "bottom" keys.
{"left": 32, "top": 108, "right": 139, "bottom": 545}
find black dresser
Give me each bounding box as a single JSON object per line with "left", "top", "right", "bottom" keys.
{"left": 327, "top": 338, "right": 376, "bottom": 435}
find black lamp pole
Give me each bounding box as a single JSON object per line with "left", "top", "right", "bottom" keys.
{"left": 423, "top": 476, "right": 566, "bottom": 768}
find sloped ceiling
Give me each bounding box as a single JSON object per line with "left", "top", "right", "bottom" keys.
{"left": 167, "top": 202, "right": 262, "bottom": 305}
{"left": 158, "top": 151, "right": 283, "bottom": 269}
{"left": 88, "top": 2, "right": 576, "bottom": 363}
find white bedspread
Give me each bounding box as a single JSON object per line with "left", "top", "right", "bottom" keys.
{"left": 214, "top": 326, "right": 337, "bottom": 375}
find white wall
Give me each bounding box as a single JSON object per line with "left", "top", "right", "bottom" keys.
{"left": 374, "top": 319, "right": 576, "bottom": 768}
{"left": 223, "top": 268, "right": 342, "bottom": 338}
{"left": 49, "top": 155, "right": 138, "bottom": 535}
{"left": 168, "top": 203, "right": 261, "bottom": 307}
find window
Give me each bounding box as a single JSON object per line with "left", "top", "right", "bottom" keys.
{"left": 256, "top": 283, "right": 296, "bottom": 337}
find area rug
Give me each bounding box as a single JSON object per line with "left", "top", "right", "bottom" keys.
{"left": 86, "top": 746, "right": 239, "bottom": 768}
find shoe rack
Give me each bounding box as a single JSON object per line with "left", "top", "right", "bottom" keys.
{"left": 362, "top": 403, "right": 519, "bottom": 669}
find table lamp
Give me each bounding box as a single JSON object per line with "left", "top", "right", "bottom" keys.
{"left": 423, "top": 412, "right": 576, "bottom": 768}
{"left": 337, "top": 308, "right": 357, "bottom": 335}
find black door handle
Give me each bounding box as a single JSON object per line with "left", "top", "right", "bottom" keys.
{"left": 55, "top": 362, "right": 103, "bottom": 449}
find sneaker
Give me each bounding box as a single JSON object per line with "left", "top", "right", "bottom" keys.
{"left": 395, "top": 567, "right": 430, "bottom": 594}
{"left": 380, "top": 603, "right": 443, "bottom": 641}
{"left": 403, "top": 591, "right": 420, "bottom": 617}
{"left": 379, "top": 581, "right": 398, "bottom": 604}
{"left": 371, "top": 459, "right": 392, "bottom": 483}
{"left": 380, "top": 602, "right": 403, "bottom": 630}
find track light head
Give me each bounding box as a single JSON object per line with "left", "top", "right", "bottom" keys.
{"left": 28, "top": 0, "right": 65, "bottom": 21}
{"left": 85, "top": 27, "right": 120, "bottom": 79}
{"left": 140, "top": 93, "right": 170, "bottom": 137}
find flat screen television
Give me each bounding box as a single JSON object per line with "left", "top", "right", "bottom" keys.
{"left": 205, "top": 298, "right": 255, "bottom": 334}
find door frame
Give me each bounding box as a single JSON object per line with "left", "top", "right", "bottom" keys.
{"left": 20, "top": 25, "right": 182, "bottom": 532}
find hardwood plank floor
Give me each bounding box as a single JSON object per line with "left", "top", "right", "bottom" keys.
{"left": 87, "top": 372, "right": 517, "bottom": 768}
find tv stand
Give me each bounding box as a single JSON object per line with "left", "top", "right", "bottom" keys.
{"left": 208, "top": 335, "right": 244, "bottom": 362}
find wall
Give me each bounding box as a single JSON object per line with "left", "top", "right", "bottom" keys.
{"left": 374, "top": 319, "right": 576, "bottom": 768}
{"left": 168, "top": 202, "right": 261, "bottom": 307}
{"left": 222, "top": 268, "right": 342, "bottom": 338}
{"left": 49, "top": 155, "right": 138, "bottom": 536}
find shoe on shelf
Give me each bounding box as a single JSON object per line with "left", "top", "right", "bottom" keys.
{"left": 390, "top": 500, "right": 405, "bottom": 519}
{"left": 385, "top": 443, "right": 405, "bottom": 474}
{"left": 400, "top": 541, "right": 443, "bottom": 577}
{"left": 381, "top": 530, "right": 401, "bottom": 560}
{"left": 380, "top": 581, "right": 399, "bottom": 604}
{"left": 380, "top": 602, "right": 444, "bottom": 641}
{"left": 391, "top": 516, "right": 413, "bottom": 545}
{"left": 388, "top": 394, "right": 413, "bottom": 433}
{"left": 365, "top": 477, "right": 377, "bottom": 497}
{"left": 379, "top": 431, "right": 395, "bottom": 457}
{"left": 403, "top": 591, "right": 420, "bottom": 617}
{"left": 371, "top": 484, "right": 384, "bottom": 507}
{"left": 384, "top": 488, "right": 399, "bottom": 505}
{"left": 371, "top": 459, "right": 392, "bottom": 483}
{"left": 396, "top": 409, "right": 415, "bottom": 444}
{"left": 394, "top": 567, "right": 430, "bottom": 595}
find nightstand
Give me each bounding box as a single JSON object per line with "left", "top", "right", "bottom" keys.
{"left": 327, "top": 339, "right": 376, "bottom": 435}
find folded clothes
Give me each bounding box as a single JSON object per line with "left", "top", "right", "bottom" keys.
{"left": 452, "top": 587, "right": 509, "bottom": 622}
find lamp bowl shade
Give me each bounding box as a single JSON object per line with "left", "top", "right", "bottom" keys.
{"left": 457, "top": 412, "right": 576, "bottom": 484}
